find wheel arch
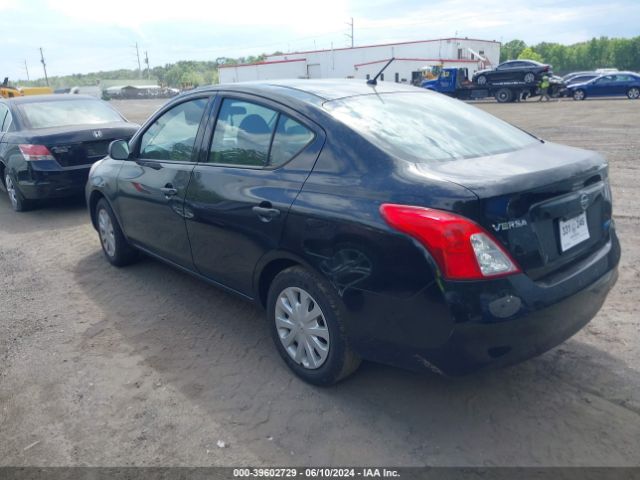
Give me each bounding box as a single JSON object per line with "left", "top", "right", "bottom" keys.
{"left": 253, "top": 251, "right": 321, "bottom": 308}
{"left": 88, "top": 189, "right": 106, "bottom": 229}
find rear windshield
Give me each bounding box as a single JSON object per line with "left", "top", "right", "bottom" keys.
{"left": 18, "top": 99, "right": 122, "bottom": 129}
{"left": 323, "top": 92, "right": 539, "bottom": 163}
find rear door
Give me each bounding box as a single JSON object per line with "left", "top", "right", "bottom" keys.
{"left": 116, "top": 95, "right": 211, "bottom": 268}
{"left": 611, "top": 75, "right": 631, "bottom": 95}
{"left": 184, "top": 94, "right": 324, "bottom": 296}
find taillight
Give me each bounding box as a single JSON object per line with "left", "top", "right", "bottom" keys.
{"left": 380, "top": 204, "right": 520, "bottom": 280}
{"left": 18, "top": 144, "right": 55, "bottom": 161}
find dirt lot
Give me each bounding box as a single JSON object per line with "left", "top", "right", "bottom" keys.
{"left": 0, "top": 97, "right": 638, "bottom": 467}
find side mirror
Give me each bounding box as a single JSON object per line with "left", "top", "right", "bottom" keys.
{"left": 109, "top": 139, "right": 130, "bottom": 160}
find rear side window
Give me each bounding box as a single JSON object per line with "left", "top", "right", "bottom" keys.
{"left": 140, "top": 98, "right": 208, "bottom": 162}
{"left": 324, "top": 92, "right": 539, "bottom": 163}
{"left": 270, "top": 116, "right": 315, "bottom": 167}
{"left": 17, "top": 99, "right": 122, "bottom": 129}
{"left": 208, "top": 98, "right": 314, "bottom": 168}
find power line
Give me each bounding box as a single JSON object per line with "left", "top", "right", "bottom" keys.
{"left": 39, "top": 48, "right": 49, "bottom": 86}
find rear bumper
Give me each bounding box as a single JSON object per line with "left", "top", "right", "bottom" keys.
{"left": 17, "top": 166, "right": 90, "bottom": 199}
{"left": 348, "top": 230, "right": 620, "bottom": 375}
{"left": 429, "top": 264, "right": 617, "bottom": 375}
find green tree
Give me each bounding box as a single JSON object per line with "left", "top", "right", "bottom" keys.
{"left": 518, "top": 47, "right": 544, "bottom": 63}
{"left": 500, "top": 39, "right": 527, "bottom": 62}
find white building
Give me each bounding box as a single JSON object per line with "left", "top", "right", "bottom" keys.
{"left": 219, "top": 37, "right": 500, "bottom": 84}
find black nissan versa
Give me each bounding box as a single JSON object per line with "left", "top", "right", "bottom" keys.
{"left": 0, "top": 94, "right": 138, "bottom": 211}
{"left": 86, "top": 80, "right": 620, "bottom": 385}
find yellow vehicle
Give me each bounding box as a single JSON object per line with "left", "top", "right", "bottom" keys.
{"left": 19, "top": 86, "right": 53, "bottom": 96}
{"left": 1, "top": 78, "right": 21, "bottom": 98}
{"left": 1, "top": 78, "right": 53, "bottom": 98}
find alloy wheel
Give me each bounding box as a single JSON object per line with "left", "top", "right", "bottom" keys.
{"left": 98, "top": 208, "right": 116, "bottom": 258}
{"left": 5, "top": 174, "right": 18, "bottom": 210}
{"left": 628, "top": 87, "right": 640, "bottom": 99}
{"left": 275, "top": 286, "right": 330, "bottom": 370}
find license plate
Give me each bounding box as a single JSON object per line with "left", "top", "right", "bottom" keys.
{"left": 559, "top": 212, "right": 590, "bottom": 252}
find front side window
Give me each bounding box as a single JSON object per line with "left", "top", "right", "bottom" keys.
{"left": 209, "top": 98, "right": 314, "bottom": 168}
{"left": 139, "top": 98, "right": 208, "bottom": 162}
{"left": 18, "top": 99, "right": 122, "bottom": 129}
{"left": 0, "top": 105, "right": 8, "bottom": 132}
{"left": 324, "top": 92, "right": 539, "bottom": 163}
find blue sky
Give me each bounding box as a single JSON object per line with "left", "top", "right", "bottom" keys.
{"left": 1, "top": 0, "right": 638, "bottom": 80}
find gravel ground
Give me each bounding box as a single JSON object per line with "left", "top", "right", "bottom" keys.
{"left": 0, "top": 97, "right": 638, "bottom": 467}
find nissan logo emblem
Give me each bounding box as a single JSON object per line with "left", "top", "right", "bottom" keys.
{"left": 580, "top": 194, "right": 589, "bottom": 211}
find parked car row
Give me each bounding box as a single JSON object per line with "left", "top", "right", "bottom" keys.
{"left": 0, "top": 81, "right": 620, "bottom": 385}
{"left": 467, "top": 61, "right": 640, "bottom": 101}
{"left": 565, "top": 72, "right": 640, "bottom": 100}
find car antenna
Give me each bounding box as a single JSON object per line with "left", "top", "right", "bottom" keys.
{"left": 367, "top": 57, "right": 395, "bottom": 86}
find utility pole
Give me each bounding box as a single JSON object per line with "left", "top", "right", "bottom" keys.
{"left": 345, "top": 17, "right": 354, "bottom": 48}
{"left": 24, "top": 60, "right": 30, "bottom": 81}
{"left": 144, "top": 51, "right": 150, "bottom": 80}
{"left": 135, "top": 42, "right": 142, "bottom": 78}
{"left": 39, "top": 48, "right": 49, "bottom": 86}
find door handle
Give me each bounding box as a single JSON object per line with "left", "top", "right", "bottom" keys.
{"left": 160, "top": 185, "right": 178, "bottom": 198}
{"left": 252, "top": 205, "right": 280, "bottom": 222}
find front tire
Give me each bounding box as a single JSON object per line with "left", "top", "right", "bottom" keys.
{"left": 267, "top": 266, "right": 361, "bottom": 385}
{"left": 4, "top": 172, "right": 32, "bottom": 212}
{"left": 627, "top": 87, "right": 640, "bottom": 99}
{"left": 95, "top": 198, "right": 138, "bottom": 267}
{"left": 573, "top": 89, "right": 586, "bottom": 101}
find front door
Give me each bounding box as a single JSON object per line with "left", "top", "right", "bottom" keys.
{"left": 591, "top": 75, "right": 615, "bottom": 97}
{"left": 184, "top": 95, "right": 324, "bottom": 296}
{"left": 116, "top": 96, "right": 211, "bottom": 268}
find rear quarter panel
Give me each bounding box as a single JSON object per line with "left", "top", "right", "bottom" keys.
{"left": 279, "top": 122, "right": 478, "bottom": 353}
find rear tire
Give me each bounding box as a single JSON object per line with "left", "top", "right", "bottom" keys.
{"left": 4, "top": 172, "right": 32, "bottom": 212}
{"left": 627, "top": 87, "right": 640, "bottom": 99}
{"left": 495, "top": 88, "right": 513, "bottom": 103}
{"left": 573, "top": 89, "right": 586, "bottom": 101}
{"left": 95, "top": 198, "right": 138, "bottom": 267}
{"left": 267, "top": 266, "right": 361, "bottom": 386}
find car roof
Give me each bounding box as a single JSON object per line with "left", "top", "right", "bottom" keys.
{"left": 191, "top": 79, "right": 423, "bottom": 104}
{"left": 4, "top": 94, "right": 99, "bottom": 105}
{"left": 502, "top": 59, "right": 543, "bottom": 65}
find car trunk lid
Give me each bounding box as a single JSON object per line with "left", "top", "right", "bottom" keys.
{"left": 416, "top": 142, "right": 612, "bottom": 280}
{"left": 21, "top": 123, "right": 137, "bottom": 168}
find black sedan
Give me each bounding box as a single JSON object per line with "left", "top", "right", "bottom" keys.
{"left": 86, "top": 80, "right": 619, "bottom": 385}
{"left": 0, "top": 94, "right": 138, "bottom": 211}
{"left": 473, "top": 59, "right": 552, "bottom": 86}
